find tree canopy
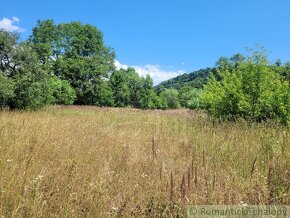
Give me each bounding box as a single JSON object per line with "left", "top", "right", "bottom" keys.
{"left": 110, "top": 68, "right": 158, "bottom": 109}
{"left": 30, "top": 20, "right": 116, "bottom": 105}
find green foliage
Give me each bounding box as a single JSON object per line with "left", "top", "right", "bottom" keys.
{"left": 139, "top": 75, "right": 157, "bottom": 109}
{"left": 110, "top": 68, "right": 158, "bottom": 109}
{"left": 91, "top": 80, "right": 114, "bottom": 107}
{"left": 277, "top": 62, "right": 290, "bottom": 83}
{"left": 0, "top": 30, "right": 53, "bottom": 110}
{"left": 179, "top": 86, "right": 202, "bottom": 109}
{"left": 11, "top": 43, "right": 52, "bottom": 110}
{"left": 202, "top": 50, "right": 290, "bottom": 125}
{"left": 122, "top": 67, "right": 141, "bottom": 108}
{"left": 0, "top": 73, "right": 14, "bottom": 108}
{"left": 12, "top": 73, "right": 51, "bottom": 110}
{"left": 30, "top": 20, "right": 115, "bottom": 105}
{"left": 110, "top": 69, "right": 130, "bottom": 107}
{"left": 155, "top": 68, "right": 215, "bottom": 92}
{"left": 29, "top": 20, "right": 56, "bottom": 64}
{"left": 2, "top": 21, "right": 290, "bottom": 124}
{"left": 159, "top": 89, "right": 180, "bottom": 109}
{"left": 49, "top": 76, "right": 76, "bottom": 105}
{"left": 0, "top": 30, "right": 19, "bottom": 77}
{"left": 155, "top": 53, "right": 246, "bottom": 93}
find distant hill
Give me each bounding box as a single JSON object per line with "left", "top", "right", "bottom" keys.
{"left": 155, "top": 67, "right": 217, "bottom": 93}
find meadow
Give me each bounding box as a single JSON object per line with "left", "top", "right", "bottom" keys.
{"left": 0, "top": 106, "right": 289, "bottom": 217}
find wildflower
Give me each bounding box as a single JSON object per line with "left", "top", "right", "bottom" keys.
{"left": 240, "top": 201, "right": 248, "bottom": 206}
{"left": 141, "top": 173, "right": 148, "bottom": 178}
{"left": 34, "top": 175, "right": 44, "bottom": 182}
{"left": 112, "top": 206, "right": 118, "bottom": 211}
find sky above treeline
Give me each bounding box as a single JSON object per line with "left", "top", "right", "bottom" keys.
{"left": 1, "top": 0, "right": 290, "bottom": 84}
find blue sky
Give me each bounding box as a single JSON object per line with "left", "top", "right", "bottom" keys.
{"left": 1, "top": 0, "right": 290, "bottom": 84}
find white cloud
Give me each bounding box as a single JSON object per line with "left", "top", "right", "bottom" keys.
{"left": 115, "top": 60, "right": 185, "bottom": 85}
{"left": 133, "top": 64, "right": 185, "bottom": 85}
{"left": 0, "top": 17, "right": 25, "bottom": 32}
{"left": 114, "top": 60, "right": 128, "bottom": 70}
{"left": 12, "top": 17, "right": 19, "bottom": 22}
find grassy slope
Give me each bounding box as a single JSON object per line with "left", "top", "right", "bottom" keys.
{"left": 0, "top": 106, "right": 289, "bottom": 217}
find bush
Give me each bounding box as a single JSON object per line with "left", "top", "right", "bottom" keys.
{"left": 201, "top": 50, "right": 290, "bottom": 125}
{"left": 49, "top": 76, "right": 76, "bottom": 105}
{"left": 93, "top": 80, "right": 114, "bottom": 107}
{"left": 160, "top": 89, "right": 180, "bottom": 109}
{"left": 179, "top": 86, "right": 202, "bottom": 109}
{"left": 10, "top": 72, "right": 52, "bottom": 110}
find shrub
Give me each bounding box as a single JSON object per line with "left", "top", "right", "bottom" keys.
{"left": 160, "top": 89, "right": 180, "bottom": 109}
{"left": 179, "top": 86, "right": 203, "bottom": 109}
{"left": 49, "top": 76, "right": 76, "bottom": 105}
{"left": 202, "top": 50, "right": 290, "bottom": 125}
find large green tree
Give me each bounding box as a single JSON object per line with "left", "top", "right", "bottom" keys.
{"left": 110, "top": 68, "right": 158, "bottom": 109}
{"left": 30, "top": 20, "right": 115, "bottom": 105}
{"left": 0, "top": 29, "right": 77, "bottom": 109}
{"left": 139, "top": 75, "right": 157, "bottom": 109}
{"left": 0, "top": 30, "right": 53, "bottom": 109}
{"left": 110, "top": 69, "right": 131, "bottom": 107}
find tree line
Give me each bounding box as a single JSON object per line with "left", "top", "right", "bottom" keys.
{"left": 0, "top": 20, "right": 289, "bottom": 125}
{"left": 0, "top": 20, "right": 160, "bottom": 109}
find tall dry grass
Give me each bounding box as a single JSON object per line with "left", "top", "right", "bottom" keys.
{"left": 0, "top": 106, "right": 289, "bottom": 217}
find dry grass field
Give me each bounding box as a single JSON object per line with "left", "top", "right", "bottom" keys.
{"left": 0, "top": 106, "right": 289, "bottom": 217}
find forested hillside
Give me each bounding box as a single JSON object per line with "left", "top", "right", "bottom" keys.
{"left": 154, "top": 54, "right": 253, "bottom": 92}
{"left": 155, "top": 67, "right": 214, "bottom": 93}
